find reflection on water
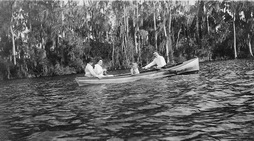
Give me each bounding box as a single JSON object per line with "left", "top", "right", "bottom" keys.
{"left": 1, "top": 60, "right": 254, "bottom": 140}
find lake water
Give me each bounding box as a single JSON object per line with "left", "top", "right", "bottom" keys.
{"left": 1, "top": 59, "right": 254, "bottom": 141}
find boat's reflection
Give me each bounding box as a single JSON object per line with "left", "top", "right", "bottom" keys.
{"left": 78, "top": 84, "right": 112, "bottom": 115}
{"left": 79, "top": 84, "right": 107, "bottom": 94}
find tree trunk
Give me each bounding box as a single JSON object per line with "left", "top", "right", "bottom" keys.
{"left": 233, "top": 14, "right": 237, "bottom": 58}
{"left": 153, "top": 2, "right": 157, "bottom": 50}
{"left": 120, "top": 5, "right": 128, "bottom": 67}
{"left": 196, "top": 16, "right": 199, "bottom": 45}
{"left": 163, "top": 10, "right": 169, "bottom": 63}
{"left": 60, "top": 2, "right": 65, "bottom": 65}
{"left": 124, "top": 5, "right": 128, "bottom": 65}
{"left": 134, "top": 20, "right": 137, "bottom": 54}
{"left": 175, "top": 28, "right": 182, "bottom": 50}
{"left": 10, "top": 0, "right": 16, "bottom": 65}
{"left": 137, "top": 4, "right": 141, "bottom": 64}
{"left": 198, "top": 1, "right": 203, "bottom": 41}
{"left": 168, "top": 7, "right": 174, "bottom": 64}
{"left": 112, "top": 40, "right": 115, "bottom": 67}
{"left": 10, "top": 24, "right": 16, "bottom": 65}
{"left": 138, "top": 36, "right": 141, "bottom": 65}
{"left": 61, "top": 1, "right": 65, "bottom": 38}
{"left": 248, "top": 34, "right": 253, "bottom": 56}
{"left": 207, "top": 14, "right": 209, "bottom": 34}
{"left": 134, "top": 2, "right": 138, "bottom": 54}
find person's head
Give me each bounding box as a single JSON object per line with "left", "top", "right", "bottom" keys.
{"left": 86, "top": 58, "right": 93, "bottom": 64}
{"left": 95, "top": 58, "right": 103, "bottom": 66}
{"left": 153, "top": 52, "right": 159, "bottom": 58}
{"left": 98, "top": 60, "right": 103, "bottom": 65}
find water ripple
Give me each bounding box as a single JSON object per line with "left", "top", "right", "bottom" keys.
{"left": 1, "top": 60, "right": 254, "bottom": 140}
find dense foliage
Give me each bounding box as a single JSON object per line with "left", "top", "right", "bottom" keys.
{"left": 1, "top": 0, "right": 254, "bottom": 80}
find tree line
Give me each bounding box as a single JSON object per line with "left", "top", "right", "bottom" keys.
{"left": 0, "top": 0, "right": 254, "bottom": 80}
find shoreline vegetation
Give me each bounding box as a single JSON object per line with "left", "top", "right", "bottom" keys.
{"left": 1, "top": 1, "right": 254, "bottom": 80}
{"left": 1, "top": 58, "right": 254, "bottom": 81}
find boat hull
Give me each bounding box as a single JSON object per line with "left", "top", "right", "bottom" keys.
{"left": 75, "top": 57, "right": 199, "bottom": 86}
{"left": 168, "top": 57, "right": 199, "bottom": 74}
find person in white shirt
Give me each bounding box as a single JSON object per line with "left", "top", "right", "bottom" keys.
{"left": 142, "top": 52, "right": 166, "bottom": 69}
{"left": 94, "top": 59, "right": 114, "bottom": 77}
{"left": 84, "top": 58, "right": 101, "bottom": 79}
{"left": 94, "top": 59, "right": 107, "bottom": 77}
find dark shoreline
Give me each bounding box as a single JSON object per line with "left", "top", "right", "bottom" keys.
{"left": 1, "top": 58, "right": 254, "bottom": 81}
